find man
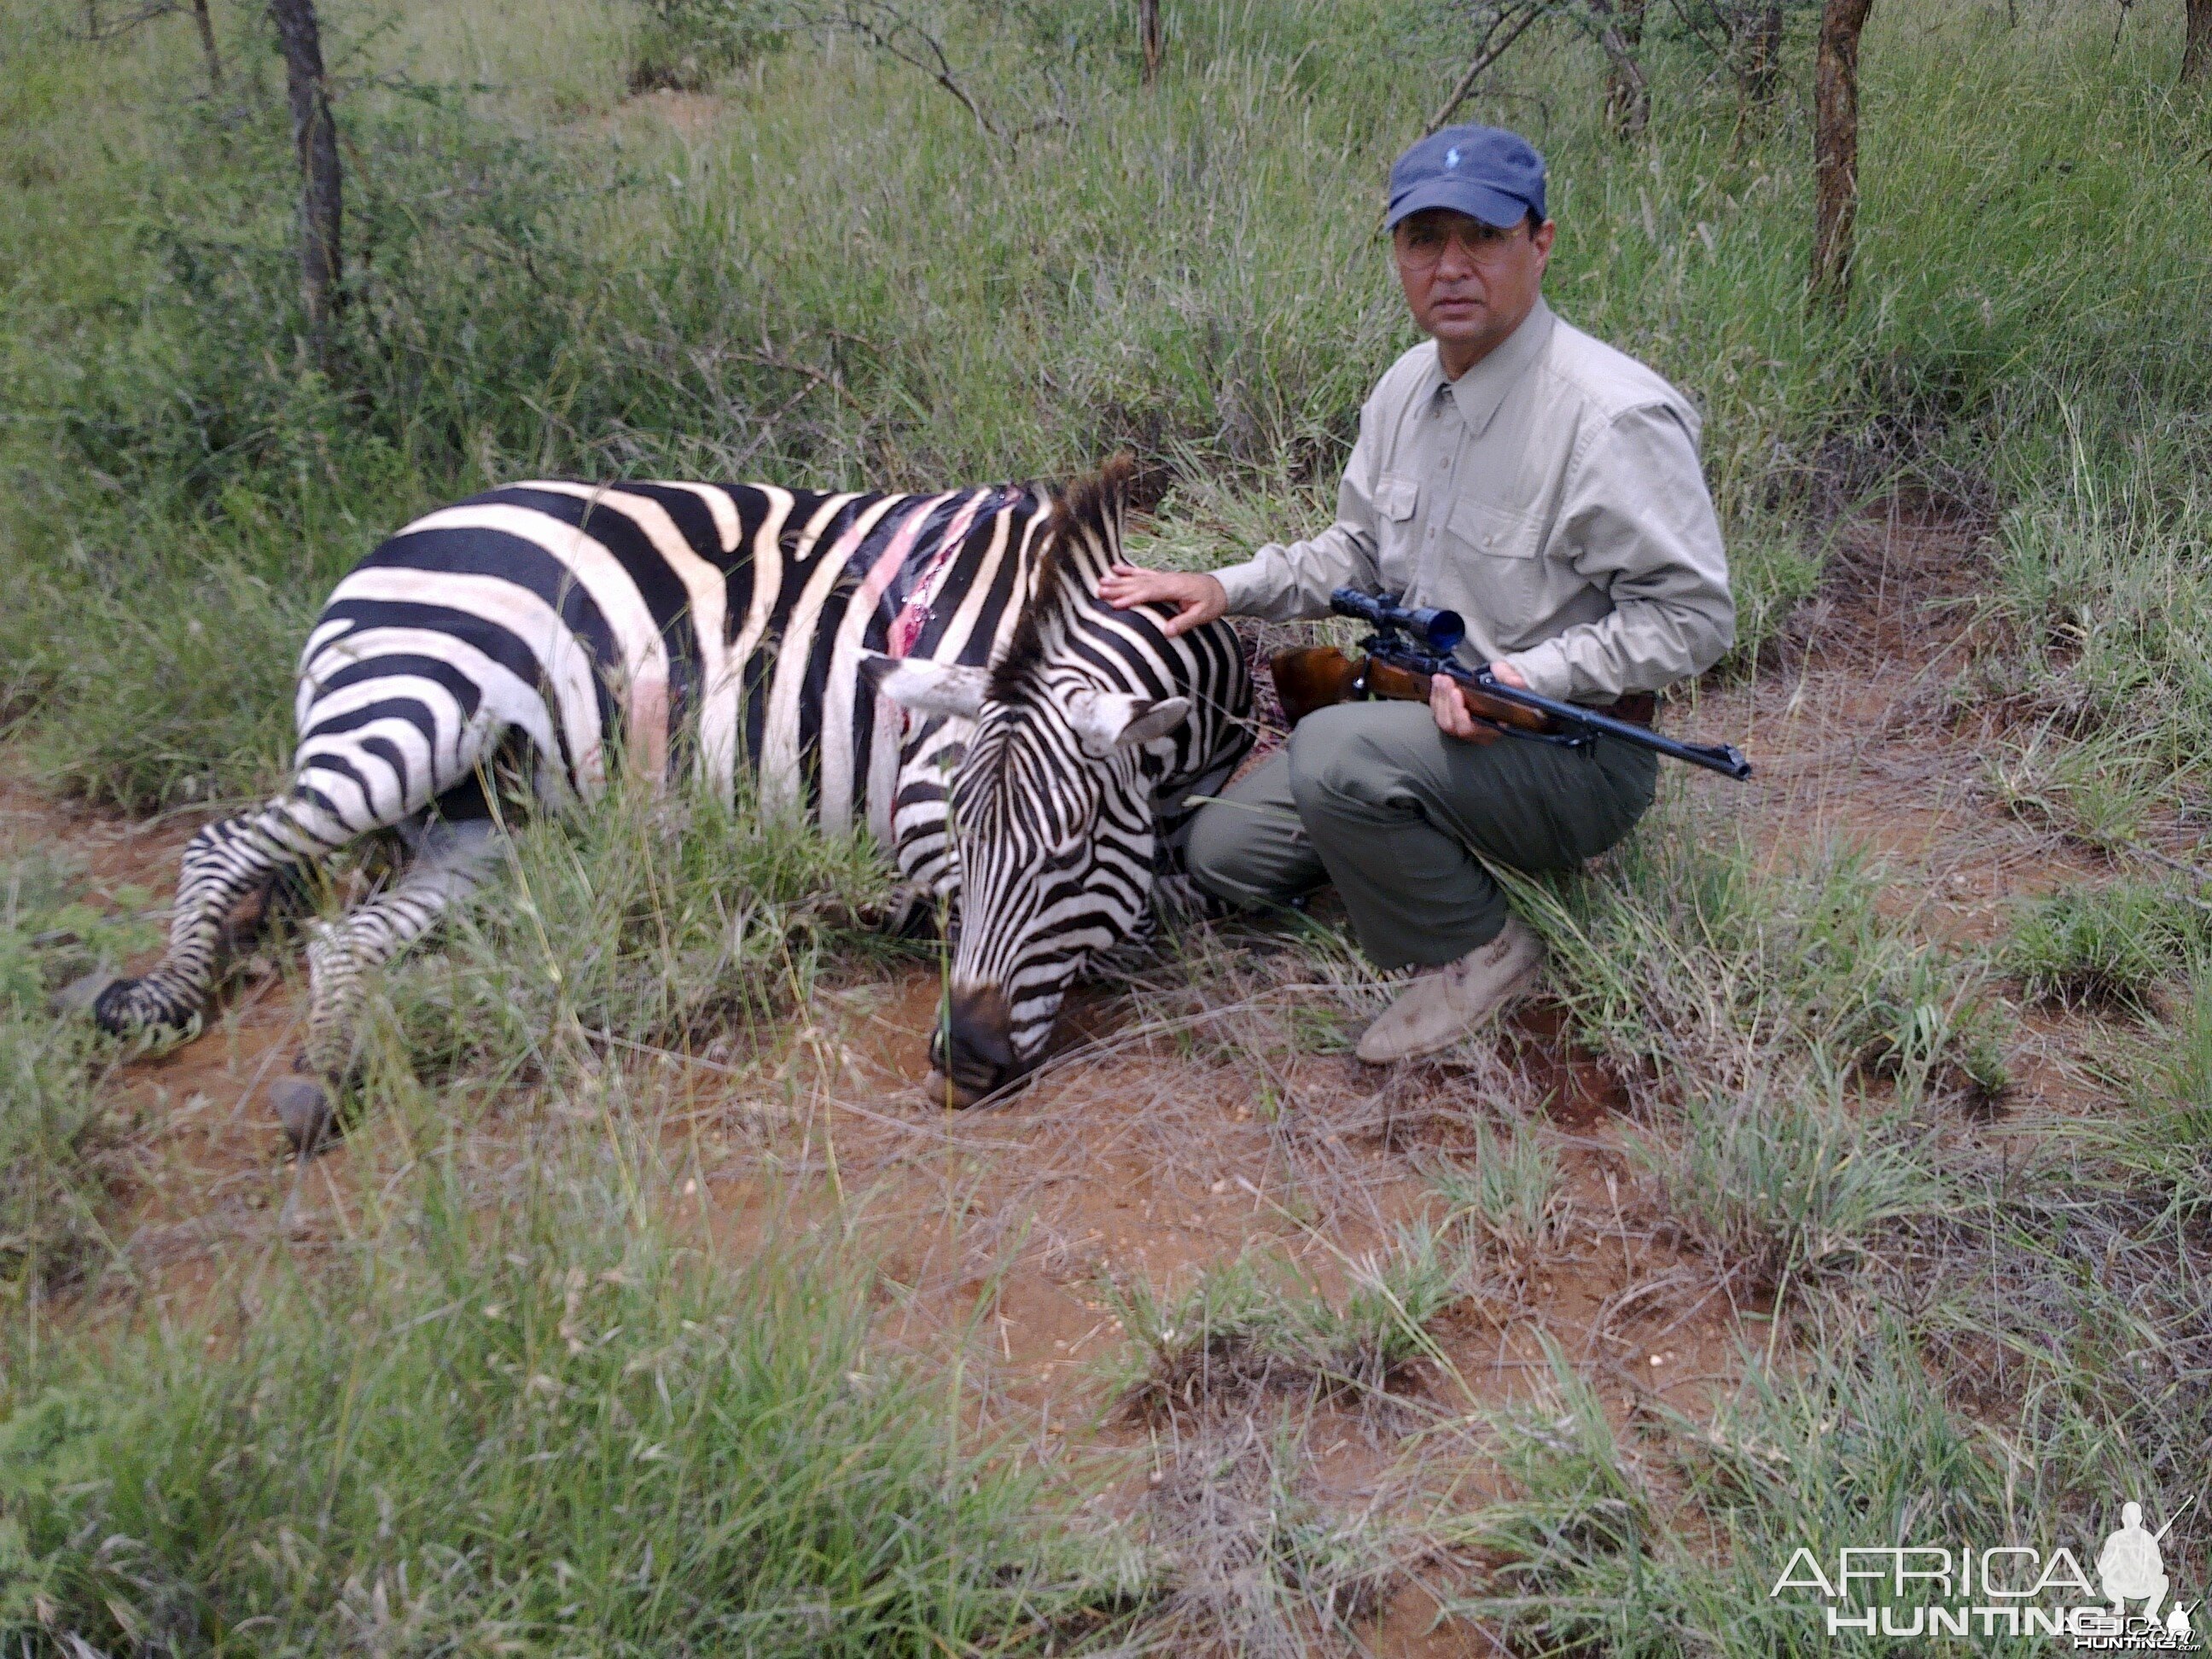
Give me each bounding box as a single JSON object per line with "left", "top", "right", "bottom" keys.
{"left": 1101, "top": 124, "right": 1733, "bottom": 1063}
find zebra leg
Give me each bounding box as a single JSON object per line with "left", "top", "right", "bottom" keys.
{"left": 849, "top": 882, "right": 941, "bottom": 937}
{"left": 271, "top": 813, "right": 501, "bottom": 1154}
{"left": 92, "top": 798, "right": 341, "bottom": 1038}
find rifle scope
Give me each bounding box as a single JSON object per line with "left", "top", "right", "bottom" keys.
{"left": 1330, "top": 588, "right": 1466, "bottom": 654}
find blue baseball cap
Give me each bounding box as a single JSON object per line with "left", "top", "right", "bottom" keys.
{"left": 1385, "top": 125, "right": 1546, "bottom": 231}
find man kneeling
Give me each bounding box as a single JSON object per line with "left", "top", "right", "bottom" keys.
{"left": 1103, "top": 124, "right": 1734, "bottom": 1062}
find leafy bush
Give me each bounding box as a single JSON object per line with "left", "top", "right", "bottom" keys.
{"left": 628, "top": 0, "right": 785, "bottom": 92}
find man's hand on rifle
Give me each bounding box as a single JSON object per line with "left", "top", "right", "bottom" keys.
{"left": 1101, "top": 564, "right": 1229, "bottom": 637}
{"left": 1431, "top": 659, "right": 1530, "bottom": 743}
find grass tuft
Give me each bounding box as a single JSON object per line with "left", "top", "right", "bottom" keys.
{"left": 0, "top": 853, "right": 153, "bottom": 1308}
{"left": 1109, "top": 1223, "right": 1476, "bottom": 1423}
{"left": 1500, "top": 795, "right": 2006, "bottom": 1112}
{"left": 2003, "top": 876, "right": 2209, "bottom": 1014}
{"left": 1426, "top": 1115, "right": 1569, "bottom": 1267}
{"left": 1627, "top": 1074, "right": 1948, "bottom": 1296}
{"left": 364, "top": 774, "right": 915, "bottom": 1096}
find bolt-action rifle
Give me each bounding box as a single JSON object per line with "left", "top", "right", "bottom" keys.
{"left": 1267, "top": 588, "right": 1752, "bottom": 781}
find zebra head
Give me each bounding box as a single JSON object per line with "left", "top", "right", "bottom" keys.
{"left": 867, "top": 458, "right": 1229, "bottom": 1105}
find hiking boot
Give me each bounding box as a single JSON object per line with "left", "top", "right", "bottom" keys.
{"left": 1355, "top": 917, "right": 1544, "bottom": 1064}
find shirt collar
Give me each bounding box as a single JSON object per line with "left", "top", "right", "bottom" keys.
{"left": 1430, "top": 299, "right": 1555, "bottom": 438}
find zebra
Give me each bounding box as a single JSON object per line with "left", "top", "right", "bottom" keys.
{"left": 866, "top": 458, "right": 1254, "bottom": 1103}
{"left": 90, "top": 457, "right": 1253, "bottom": 1134}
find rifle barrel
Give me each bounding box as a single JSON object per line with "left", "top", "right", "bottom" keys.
{"left": 1460, "top": 666, "right": 1754, "bottom": 780}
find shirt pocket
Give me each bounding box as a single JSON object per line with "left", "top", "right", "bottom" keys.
{"left": 1442, "top": 496, "right": 1555, "bottom": 643}
{"left": 1375, "top": 474, "right": 1419, "bottom": 523}
{"left": 1447, "top": 496, "right": 1541, "bottom": 559}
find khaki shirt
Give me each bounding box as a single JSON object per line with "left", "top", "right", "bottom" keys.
{"left": 1211, "top": 300, "right": 1733, "bottom": 704}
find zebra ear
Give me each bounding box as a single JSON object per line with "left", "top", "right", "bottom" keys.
{"left": 1066, "top": 688, "right": 1192, "bottom": 757}
{"left": 862, "top": 653, "right": 990, "bottom": 720}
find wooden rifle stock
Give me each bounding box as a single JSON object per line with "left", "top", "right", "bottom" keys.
{"left": 1268, "top": 645, "right": 1552, "bottom": 735}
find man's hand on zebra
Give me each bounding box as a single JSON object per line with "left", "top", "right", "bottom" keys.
{"left": 1100, "top": 563, "right": 1228, "bottom": 637}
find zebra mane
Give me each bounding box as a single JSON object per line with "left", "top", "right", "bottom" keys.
{"left": 987, "top": 453, "right": 1136, "bottom": 701}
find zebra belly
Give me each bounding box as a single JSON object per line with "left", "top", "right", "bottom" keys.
{"left": 300, "top": 564, "right": 956, "bottom": 867}
{"left": 295, "top": 475, "right": 1040, "bottom": 870}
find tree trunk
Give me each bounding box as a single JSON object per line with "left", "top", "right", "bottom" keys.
{"left": 1138, "top": 0, "right": 1162, "bottom": 85}
{"left": 1594, "top": 0, "right": 1650, "bottom": 137}
{"left": 2184, "top": 0, "right": 2211, "bottom": 83}
{"left": 1810, "top": 0, "right": 1873, "bottom": 315}
{"left": 269, "top": 0, "right": 342, "bottom": 371}
{"left": 191, "top": 0, "right": 224, "bottom": 91}
{"left": 1744, "top": 0, "right": 1784, "bottom": 102}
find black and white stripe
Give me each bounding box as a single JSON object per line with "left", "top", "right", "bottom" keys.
{"left": 867, "top": 457, "right": 1254, "bottom": 1101}
{"left": 93, "top": 473, "right": 1067, "bottom": 1079}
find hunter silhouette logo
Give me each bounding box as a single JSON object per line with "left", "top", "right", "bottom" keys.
{"left": 1769, "top": 1494, "right": 2200, "bottom": 1648}
{"left": 2102, "top": 1504, "right": 2174, "bottom": 1621}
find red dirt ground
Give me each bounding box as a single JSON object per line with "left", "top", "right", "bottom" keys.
{"left": 4, "top": 501, "right": 2153, "bottom": 1652}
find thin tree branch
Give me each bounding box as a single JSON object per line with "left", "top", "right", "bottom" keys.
{"left": 829, "top": 2, "right": 1000, "bottom": 139}
{"left": 1423, "top": 1, "right": 1545, "bottom": 136}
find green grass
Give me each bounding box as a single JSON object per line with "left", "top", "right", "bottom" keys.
{"left": 1964, "top": 433, "right": 2212, "bottom": 842}
{"left": 1499, "top": 792, "right": 2008, "bottom": 1111}
{"left": 2003, "top": 876, "right": 2210, "bottom": 1014}
{"left": 0, "top": 1134, "right": 1140, "bottom": 1652}
{"left": 1627, "top": 1073, "right": 1949, "bottom": 1296}
{"left": 1426, "top": 1115, "right": 1567, "bottom": 1265}
{"left": 358, "top": 773, "right": 914, "bottom": 1099}
{"left": 2, "top": 0, "right": 2207, "bottom": 810}
{"left": 2147, "top": 969, "right": 2212, "bottom": 1121}
{"left": 1107, "top": 1222, "right": 1475, "bottom": 1420}
{"left": 0, "top": 852, "right": 155, "bottom": 1315}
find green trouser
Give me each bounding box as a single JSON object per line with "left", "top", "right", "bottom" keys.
{"left": 1185, "top": 701, "right": 1658, "bottom": 970}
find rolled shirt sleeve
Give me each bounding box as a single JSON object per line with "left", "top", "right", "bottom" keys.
{"left": 1210, "top": 403, "right": 1384, "bottom": 622}
{"left": 1500, "top": 403, "right": 1735, "bottom": 703}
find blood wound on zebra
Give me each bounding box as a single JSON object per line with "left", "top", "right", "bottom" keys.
{"left": 89, "top": 454, "right": 1254, "bottom": 1134}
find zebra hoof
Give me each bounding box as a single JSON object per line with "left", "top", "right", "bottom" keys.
{"left": 56, "top": 970, "right": 124, "bottom": 1021}
{"left": 270, "top": 1076, "right": 335, "bottom": 1157}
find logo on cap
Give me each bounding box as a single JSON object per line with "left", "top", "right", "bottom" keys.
{"left": 1446, "top": 147, "right": 1461, "bottom": 168}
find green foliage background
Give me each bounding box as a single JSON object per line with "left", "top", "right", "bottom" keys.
{"left": 3, "top": 0, "right": 2206, "bottom": 812}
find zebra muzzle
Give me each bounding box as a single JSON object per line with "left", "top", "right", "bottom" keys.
{"left": 929, "top": 984, "right": 1020, "bottom": 1107}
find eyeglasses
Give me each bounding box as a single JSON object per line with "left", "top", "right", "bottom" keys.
{"left": 1392, "top": 219, "right": 1528, "bottom": 271}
